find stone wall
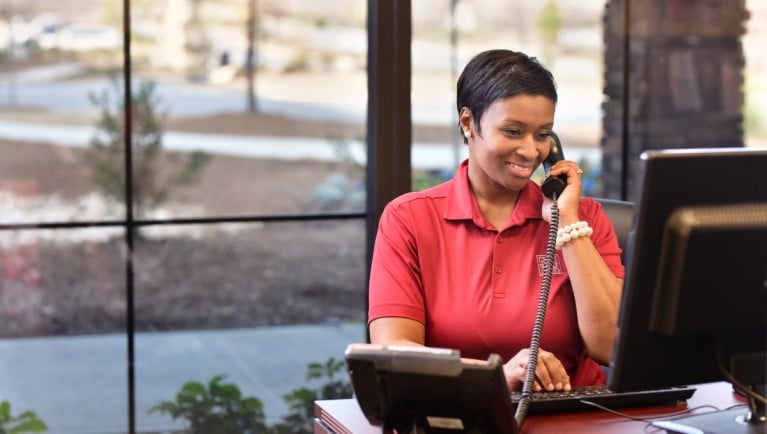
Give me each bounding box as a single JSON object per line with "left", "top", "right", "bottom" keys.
{"left": 601, "top": 0, "right": 749, "bottom": 200}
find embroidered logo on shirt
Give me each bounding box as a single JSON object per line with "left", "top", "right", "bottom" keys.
{"left": 536, "top": 254, "right": 564, "bottom": 276}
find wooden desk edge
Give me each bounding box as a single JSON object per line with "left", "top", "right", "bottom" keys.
{"left": 314, "top": 382, "right": 746, "bottom": 434}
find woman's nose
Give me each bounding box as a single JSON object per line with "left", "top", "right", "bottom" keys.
{"left": 516, "top": 134, "right": 540, "bottom": 159}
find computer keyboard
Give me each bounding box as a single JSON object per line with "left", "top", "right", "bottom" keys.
{"left": 510, "top": 384, "right": 696, "bottom": 414}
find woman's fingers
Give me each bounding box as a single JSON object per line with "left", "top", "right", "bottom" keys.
{"left": 537, "top": 351, "right": 571, "bottom": 391}
{"left": 504, "top": 349, "right": 571, "bottom": 392}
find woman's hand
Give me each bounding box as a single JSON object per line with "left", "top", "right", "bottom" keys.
{"left": 503, "top": 348, "right": 571, "bottom": 392}
{"left": 541, "top": 160, "right": 584, "bottom": 224}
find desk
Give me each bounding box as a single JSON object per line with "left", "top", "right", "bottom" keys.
{"left": 314, "top": 382, "right": 746, "bottom": 433}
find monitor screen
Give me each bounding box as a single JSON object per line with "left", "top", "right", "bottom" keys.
{"left": 607, "top": 147, "right": 767, "bottom": 433}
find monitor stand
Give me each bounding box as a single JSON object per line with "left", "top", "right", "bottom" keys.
{"left": 654, "top": 384, "right": 765, "bottom": 434}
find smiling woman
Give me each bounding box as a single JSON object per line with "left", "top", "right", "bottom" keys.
{"left": 368, "top": 49, "right": 624, "bottom": 395}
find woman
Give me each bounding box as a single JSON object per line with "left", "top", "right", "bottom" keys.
{"left": 367, "top": 49, "right": 624, "bottom": 392}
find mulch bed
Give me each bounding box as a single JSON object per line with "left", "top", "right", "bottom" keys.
{"left": 0, "top": 136, "right": 367, "bottom": 337}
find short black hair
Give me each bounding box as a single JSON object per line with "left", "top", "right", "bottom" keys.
{"left": 457, "top": 49, "right": 557, "bottom": 140}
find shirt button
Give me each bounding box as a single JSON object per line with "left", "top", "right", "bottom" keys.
{"left": 495, "top": 265, "right": 502, "bottom": 274}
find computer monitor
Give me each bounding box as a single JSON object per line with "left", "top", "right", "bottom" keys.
{"left": 608, "top": 147, "right": 767, "bottom": 434}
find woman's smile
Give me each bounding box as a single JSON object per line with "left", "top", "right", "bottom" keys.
{"left": 507, "top": 161, "right": 535, "bottom": 178}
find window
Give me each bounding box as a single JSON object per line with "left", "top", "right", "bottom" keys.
{"left": 1, "top": 1, "right": 765, "bottom": 432}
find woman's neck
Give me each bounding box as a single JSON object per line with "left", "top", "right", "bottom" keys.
{"left": 470, "top": 181, "right": 521, "bottom": 230}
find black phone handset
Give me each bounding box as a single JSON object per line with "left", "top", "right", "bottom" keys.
{"left": 515, "top": 132, "right": 564, "bottom": 429}
{"left": 540, "top": 131, "right": 567, "bottom": 199}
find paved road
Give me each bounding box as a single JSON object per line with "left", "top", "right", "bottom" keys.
{"left": 0, "top": 62, "right": 603, "bottom": 129}
{"left": 0, "top": 62, "right": 602, "bottom": 171}
{"left": 0, "top": 118, "right": 599, "bottom": 171}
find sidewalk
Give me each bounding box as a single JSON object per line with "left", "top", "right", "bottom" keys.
{"left": 0, "top": 322, "right": 367, "bottom": 433}
{"left": 0, "top": 118, "right": 601, "bottom": 171}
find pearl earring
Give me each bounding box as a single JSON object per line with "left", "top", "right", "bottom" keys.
{"left": 463, "top": 130, "right": 472, "bottom": 139}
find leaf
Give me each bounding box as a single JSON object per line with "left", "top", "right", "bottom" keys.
{"left": 282, "top": 388, "right": 316, "bottom": 412}
{"left": 0, "top": 401, "right": 10, "bottom": 422}
{"left": 8, "top": 418, "right": 48, "bottom": 434}
{"left": 238, "top": 397, "right": 264, "bottom": 414}
{"left": 147, "top": 375, "right": 266, "bottom": 433}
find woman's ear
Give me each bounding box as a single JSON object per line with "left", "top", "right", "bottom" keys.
{"left": 459, "top": 107, "right": 474, "bottom": 141}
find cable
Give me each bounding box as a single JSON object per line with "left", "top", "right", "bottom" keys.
{"left": 714, "top": 335, "right": 767, "bottom": 406}
{"left": 514, "top": 194, "right": 559, "bottom": 428}
{"left": 579, "top": 400, "right": 731, "bottom": 434}
{"left": 580, "top": 400, "right": 723, "bottom": 422}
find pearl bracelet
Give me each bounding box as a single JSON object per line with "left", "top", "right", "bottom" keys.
{"left": 555, "top": 221, "right": 593, "bottom": 249}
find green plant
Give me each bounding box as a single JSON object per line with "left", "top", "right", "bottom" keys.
{"left": 0, "top": 401, "right": 47, "bottom": 434}
{"left": 311, "top": 136, "right": 365, "bottom": 211}
{"left": 536, "top": 0, "right": 563, "bottom": 65}
{"left": 85, "top": 73, "right": 209, "bottom": 217}
{"left": 412, "top": 169, "right": 452, "bottom": 191}
{"left": 150, "top": 358, "right": 353, "bottom": 434}
{"left": 148, "top": 374, "right": 268, "bottom": 434}
{"left": 537, "top": 0, "right": 563, "bottom": 44}
{"left": 270, "top": 358, "right": 353, "bottom": 434}
{"left": 577, "top": 158, "right": 603, "bottom": 198}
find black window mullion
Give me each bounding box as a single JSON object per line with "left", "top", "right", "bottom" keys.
{"left": 365, "top": 0, "right": 413, "bottom": 335}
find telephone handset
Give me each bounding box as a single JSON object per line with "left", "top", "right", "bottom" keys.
{"left": 540, "top": 131, "right": 567, "bottom": 199}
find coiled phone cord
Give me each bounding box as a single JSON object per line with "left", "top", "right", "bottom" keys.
{"left": 514, "top": 194, "right": 560, "bottom": 428}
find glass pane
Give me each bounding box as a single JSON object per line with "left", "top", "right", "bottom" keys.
{"left": 130, "top": 1, "right": 368, "bottom": 219}
{"left": 0, "top": 227, "right": 127, "bottom": 433}
{"left": 134, "top": 219, "right": 366, "bottom": 331}
{"left": 133, "top": 220, "right": 366, "bottom": 330}
{"left": 133, "top": 220, "right": 366, "bottom": 429}
{"left": 411, "top": 1, "right": 605, "bottom": 195}
{"left": 744, "top": 0, "right": 767, "bottom": 147}
{"left": 0, "top": 1, "right": 126, "bottom": 222}
{"left": 136, "top": 325, "right": 366, "bottom": 431}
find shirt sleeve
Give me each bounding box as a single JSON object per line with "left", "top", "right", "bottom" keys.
{"left": 581, "top": 198, "right": 626, "bottom": 279}
{"left": 368, "top": 200, "right": 428, "bottom": 325}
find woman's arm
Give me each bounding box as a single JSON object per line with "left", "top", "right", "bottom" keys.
{"left": 370, "top": 317, "right": 571, "bottom": 391}
{"left": 560, "top": 238, "right": 623, "bottom": 364}
{"left": 545, "top": 160, "right": 623, "bottom": 365}
{"left": 369, "top": 317, "right": 425, "bottom": 347}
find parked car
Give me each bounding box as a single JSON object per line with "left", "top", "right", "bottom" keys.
{"left": 55, "top": 23, "right": 121, "bottom": 52}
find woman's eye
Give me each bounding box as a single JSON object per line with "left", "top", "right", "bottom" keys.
{"left": 504, "top": 129, "right": 522, "bottom": 137}
{"left": 535, "top": 132, "right": 552, "bottom": 141}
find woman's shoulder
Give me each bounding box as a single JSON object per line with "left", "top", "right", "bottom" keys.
{"left": 387, "top": 179, "right": 452, "bottom": 210}
{"left": 578, "top": 196, "right": 603, "bottom": 215}
{"left": 578, "top": 197, "right": 621, "bottom": 237}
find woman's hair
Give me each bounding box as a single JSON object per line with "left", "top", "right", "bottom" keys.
{"left": 457, "top": 49, "right": 557, "bottom": 141}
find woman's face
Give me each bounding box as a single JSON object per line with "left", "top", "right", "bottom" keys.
{"left": 461, "top": 94, "right": 556, "bottom": 197}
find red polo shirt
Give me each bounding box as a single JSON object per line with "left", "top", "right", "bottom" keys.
{"left": 368, "top": 160, "right": 625, "bottom": 386}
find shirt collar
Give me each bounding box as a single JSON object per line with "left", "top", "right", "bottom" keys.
{"left": 444, "top": 159, "right": 544, "bottom": 228}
